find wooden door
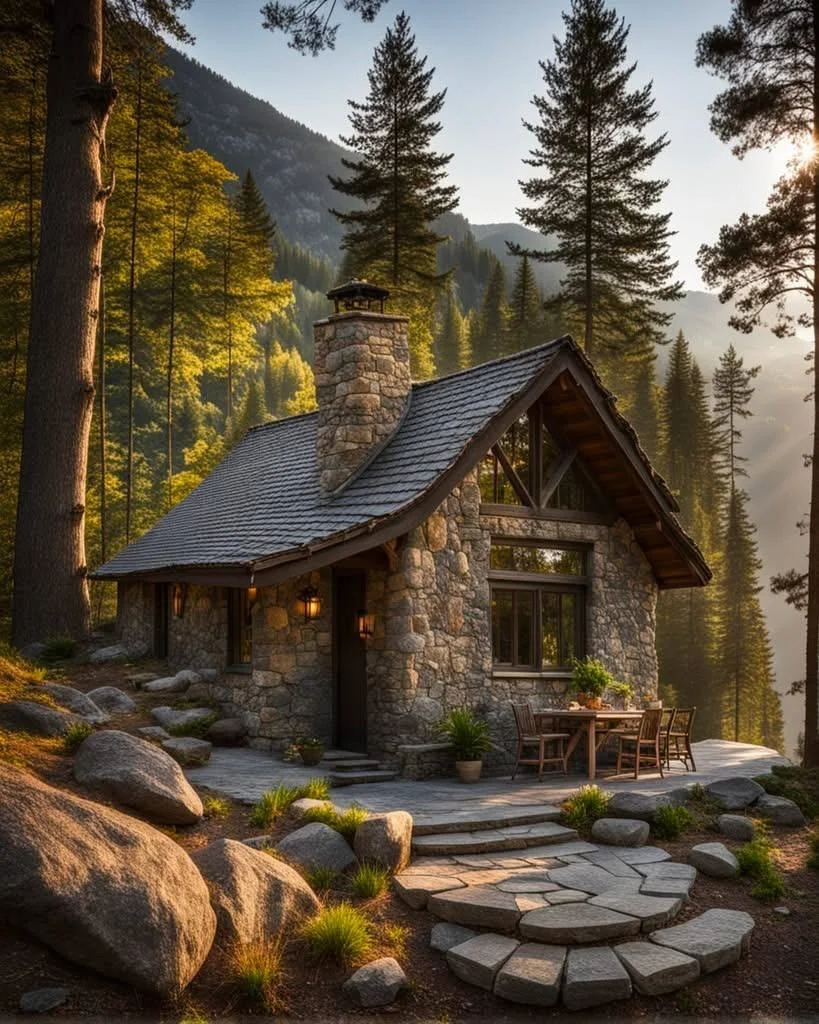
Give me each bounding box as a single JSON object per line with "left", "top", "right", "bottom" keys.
{"left": 334, "top": 571, "right": 367, "bottom": 752}
{"left": 153, "top": 583, "right": 169, "bottom": 659}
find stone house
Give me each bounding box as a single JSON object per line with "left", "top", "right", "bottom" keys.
{"left": 95, "top": 281, "right": 710, "bottom": 772}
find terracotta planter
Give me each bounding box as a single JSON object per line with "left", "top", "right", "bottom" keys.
{"left": 645, "top": 700, "right": 662, "bottom": 710}
{"left": 577, "top": 694, "right": 603, "bottom": 710}
{"left": 455, "top": 759, "right": 483, "bottom": 783}
{"left": 299, "top": 747, "right": 324, "bottom": 766}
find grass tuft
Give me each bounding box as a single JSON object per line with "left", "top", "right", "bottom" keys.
{"left": 40, "top": 635, "right": 79, "bottom": 663}
{"left": 226, "top": 939, "right": 286, "bottom": 1011}
{"left": 248, "top": 779, "right": 334, "bottom": 830}
{"left": 688, "top": 782, "right": 722, "bottom": 815}
{"left": 202, "top": 795, "right": 232, "bottom": 819}
{"left": 378, "top": 921, "right": 409, "bottom": 959}
{"left": 651, "top": 804, "right": 693, "bottom": 840}
{"left": 61, "top": 720, "right": 93, "bottom": 754}
{"left": 561, "top": 784, "right": 612, "bottom": 834}
{"left": 805, "top": 832, "right": 819, "bottom": 870}
{"left": 302, "top": 802, "right": 368, "bottom": 840}
{"left": 350, "top": 862, "right": 390, "bottom": 899}
{"left": 302, "top": 902, "right": 373, "bottom": 966}
{"left": 298, "top": 776, "right": 331, "bottom": 800}
{"left": 177, "top": 1004, "right": 211, "bottom": 1024}
{"left": 305, "top": 865, "right": 338, "bottom": 892}
{"left": 736, "top": 836, "right": 786, "bottom": 901}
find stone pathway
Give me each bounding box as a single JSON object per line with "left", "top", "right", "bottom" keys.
{"left": 185, "top": 738, "right": 788, "bottom": 813}
{"left": 392, "top": 835, "right": 754, "bottom": 1009}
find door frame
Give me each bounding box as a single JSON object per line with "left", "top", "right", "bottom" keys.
{"left": 153, "top": 583, "right": 169, "bottom": 659}
{"left": 332, "top": 568, "right": 368, "bottom": 752}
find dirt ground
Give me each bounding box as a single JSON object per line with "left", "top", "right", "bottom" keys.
{"left": 2, "top": 658, "right": 819, "bottom": 1022}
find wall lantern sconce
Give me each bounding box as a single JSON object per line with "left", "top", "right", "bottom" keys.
{"left": 247, "top": 585, "right": 258, "bottom": 609}
{"left": 171, "top": 583, "right": 187, "bottom": 618}
{"left": 357, "top": 610, "right": 375, "bottom": 641}
{"left": 298, "top": 585, "right": 321, "bottom": 622}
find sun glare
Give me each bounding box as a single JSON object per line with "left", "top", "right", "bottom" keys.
{"left": 774, "top": 134, "right": 819, "bottom": 173}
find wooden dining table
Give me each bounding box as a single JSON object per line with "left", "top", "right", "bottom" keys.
{"left": 533, "top": 708, "right": 645, "bottom": 780}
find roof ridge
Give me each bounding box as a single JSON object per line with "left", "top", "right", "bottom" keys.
{"left": 244, "top": 409, "right": 318, "bottom": 436}
{"left": 412, "top": 334, "right": 575, "bottom": 390}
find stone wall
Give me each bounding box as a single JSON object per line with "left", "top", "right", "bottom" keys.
{"left": 314, "top": 312, "right": 410, "bottom": 493}
{"left": 117, "top": 582, "right": 154, "bottom": 655}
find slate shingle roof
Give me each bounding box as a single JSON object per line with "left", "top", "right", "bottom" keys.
{"left": 95, "top": 337, "right": 566, "bottom": 579}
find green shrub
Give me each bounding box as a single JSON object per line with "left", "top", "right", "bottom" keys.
{"left": 202, "top": 795, "right": 231, "bottom": 819}
{"left": 167, "top": 713, "right": 218, "bottom": 738}
{"left": 754, "top": 766, "right": 819, "bottom": 820}
{"left": 651, "top": 804, "right": 693, "bottom": 840}
{"left": 806, "top": 832, "right": 819, "bottom": 870}
{"left": 305, "top": 865, "right": 338, "bottom": 892}
{"left": 437, "top": 708, "right": 492, "bottom": 760}
{"left": 249, "top": 784, "right": 301, "bottom": 829}
{"left": 297, "top": 777, "right": 331, "bottom": 800}
{"left": 178, "top": 1006, "right": 211, "bottom": 1024}
{"left": 736, "top": 837, "right": 786, "bottom": 901}
{"left": 569, "top": 657, "right": 621, "bottom": 699}
{"left": 40, "top": 636, "right": 78, "bottom": 663}
{"left": 350, "top": 862, "right": 390, "bottom": 899}
{"left": 688, "top": 782, "right": 721, "bottom": 815}
{"left": 302, "top": 903, "right": 373, "bottom": 965}
{"left": 227, "top": 939, "right": 285, "bottom": 1011}
{"left": 61, "top": 720, "right": 93, "bottom": 754}
{"left": 561, "top": 784, "right": 612, "bottom": 834}
{"left": 303, "top": 802, "right": 369, "bottom": 840}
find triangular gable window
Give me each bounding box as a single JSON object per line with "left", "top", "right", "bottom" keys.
{"left": 479, "top": 406, "right": 608, "bottom": 516}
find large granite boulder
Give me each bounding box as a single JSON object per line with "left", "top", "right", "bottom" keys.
{"left": 39, "top": 684, "right": 108, "bottom": 723}
{"left": 0, "top": 764, "right": 215, "bottom": 996}
{"left": 85, "top": 686, "right": 137, "bottom": 715}
{"left": 0, "top": 700, "right": 81, "bottom": 737}
{"left": 717, "top": 815, "right": 755, "bottom": 842}
{"left": 73, "top": 730, "right": 203, "bottom": 824}
{"left": 192, "top": 838, "right": 319, "bottom": 946}
{"left": 755, "top": 794, "right": 806, "bottom": 828}
{"left": 275, "top": 822, "right": 357, "bottom": 873}
{"left": 705, "top": 777, "right": 764, "bottom": 810}
{"left": 88, "top": 644, "right": 130, "bottom": 663}
{"left": 353, "top": 811, "right": 412, "bottom": 872}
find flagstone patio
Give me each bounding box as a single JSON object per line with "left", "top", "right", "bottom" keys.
{"left": 186, "top": 738, "right": 788, "bottom": 814}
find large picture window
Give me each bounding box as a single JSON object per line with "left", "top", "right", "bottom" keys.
{"left": 227, "top": 588, "right": 252, "bottom": 669}
{"left": 490, "top": 541, "right": 587, "bottom": 672}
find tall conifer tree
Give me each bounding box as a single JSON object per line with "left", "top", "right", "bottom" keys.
{"left": 470, "top": 260, "right": 511, "bottom": 365}
{"left": 509, "top": 254, "right": 544, "bottom": 352}
{"left": 513, "top": 0, "right": 682, "bottom": 374}
{"left": 329, "top": 11, "right": 459, "bottom": 377}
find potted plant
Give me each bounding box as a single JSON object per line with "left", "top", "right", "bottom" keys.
{"left": 568, "top": 657, "right": 613, "bottom": 709}
{"left": 643, "top": 693, "right": 662, "bottom": 710}
{"left": 607, "top": 680, "right": 634, "bottom": 710}
{"left": 293, "top": 736, "right": 325, "bottom": 766}
{"left": 438, "top": 708, "right": 492, "bottom": 783}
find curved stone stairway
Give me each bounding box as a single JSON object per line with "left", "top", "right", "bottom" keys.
{"left": 393, "top": 806, "right": 754, "bottom": 1010}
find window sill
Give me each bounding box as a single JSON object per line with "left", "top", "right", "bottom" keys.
{"left": 492, "top": 670, "right": 572, "bottom": 680}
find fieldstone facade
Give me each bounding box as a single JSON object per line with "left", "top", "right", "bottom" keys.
{"left": 116, "top": 471, "right": 658, "bottom": 772}
{"left": 314, "top": 311, "right": 411, "bottom": 493}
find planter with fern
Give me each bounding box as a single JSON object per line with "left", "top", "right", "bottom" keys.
{"left": 438, "top": 708, "right": 492, "bottom": 783}
{"left": 569, "top": 657, "right": 622, "bottom": 710}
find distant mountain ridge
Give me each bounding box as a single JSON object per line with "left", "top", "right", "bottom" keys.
{"left": 163, "top": 44, "right": 809, "bottom": 759}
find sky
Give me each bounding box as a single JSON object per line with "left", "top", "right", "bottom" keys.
{"left": 173, "top": 0, "right": 788, "bottom": 291}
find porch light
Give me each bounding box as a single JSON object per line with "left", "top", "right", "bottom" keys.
{"left": 247, "top": 585, "right": 258, "bottom": 608}
{"left": 171, "top": 583, "right": 186, "bottom": 618}
{"left": 298, "top": 585, "right": 321, "bottom": 621}
{"left": 357, "top": 610, "right": 375, "bottom": 641}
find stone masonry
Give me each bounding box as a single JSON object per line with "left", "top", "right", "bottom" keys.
{"left": 313, "top": 311, "right": 410, "bottom": 493}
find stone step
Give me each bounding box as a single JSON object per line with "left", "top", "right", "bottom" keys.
{"left": 562, "top": 946, "right": 632, "bottom": 1010}
{"left": 411, "top": 821, "right": 578, "bottom": 857}
{"left": 649, "top": 908, "right": 755, "bottom": 974}
{"left": 328, "top": 769, "right": 397, "bottom": 786}
{"left": 322, "top": 758, "right": 382, "bottom": 771}
{"left": 412, "top": 804, "right": 562, "bottom": 836}
{"left": 519, "top": 903, "right": 641, "bottom": 945}
{"left": 428, "top": 885, "right": 523, "bottom": 932}
{"left": 320, "top": 749, "right": 365, "bottom": 761}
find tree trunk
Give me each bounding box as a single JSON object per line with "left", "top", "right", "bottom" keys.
{"left": 584, "top": 70, "right": 593, "bottom": 358}
{"left": 166, "top": 220, "right": 177, "bottom": 511}
{"left": 125, "top": 60, "right": 143, "bottom": 544}
{"left": 12, "top": 0, "right": 115, "bottom": 647}
{"left": 98, "top": 274, "right": 107, "bottom": 565}
{"left": 806, "top": 41, "right": 819, "bottom": 768}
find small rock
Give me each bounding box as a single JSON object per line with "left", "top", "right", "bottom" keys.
{"left": 161, "top": 736, "right": 212, "bottom": 766}
{"left": 19, "top": 642, "right": 47, "bottom": 662}
{"left": 89, "top": 643, "right": 130, "bottom": 663}
{"left": 0, "top": 700, "right": 81, "bottom": 737}
{"left": 124, "top": 672, "right": 158, "bottom": 689}
{"left": 275, "top": 822, "right": 356, "bottom": 873}
{"left": 39, "top": 684, "right": 108, "bottom": 723}
{"left": 174, "top": 669, "right": 202, "bottom": 686}
{"left": 774, "top": 906, "right": 791, "bottom": 916}
{"left": 142, "top": 675, "right": 190, "bottom": 694}
{"left": 592, "top": 817, "right": 650, "bottom": 847}
{"left": 185, "top": 682, "right": 212, "bottom": 702}
{"left": 717, "top": 814, "right": 755, "bottom": 842}
{"left": 206, "top": 717, "right": 247, "bottom": 746}
{"left": 19, "top": 988, "right": 70, "bottom": 1013}
{"left": 242, "top": 835, "right": 274, "bottom": 850}
{"left": 689, "top": 842, "right": 739, "bottom": 879}
{"left": 754, "top": 794, "right": 806, "bottom": 828}
{"left": 85, "top": 686, "right": 137, "bottom": 715}
{"left": 151, "top": 706, "right": 214, "bottom": 731}
{"left": 290, "top": 797, "right": 332, "bottom": 816}
{"left": 705, "top": 777, "right": 764, "bottom": 810}
{"left": 430, "top": 922, "right": 476, "bottom": 952}
{"left": 608, "top": 792, "right": 671, "bottom": 823}
{"left": 354, "top": 810, "right": 412, "bottom": 872}
{"left": 343, "top": 957, "right": 407, "bottom": 1008}
{"left": 138, "top": 725, "right": 171, "bottom": 742}
{"left": 200, "top": 668, "right": 220, "bottom": 683}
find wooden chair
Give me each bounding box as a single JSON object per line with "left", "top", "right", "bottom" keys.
{"left": 511, "top": 703, "right": 570, "bottom": 779}
{"left": 660, "top": 707, "right": 676, "bottom": 766}
{"left": 612, "top": 707, "right": 665, "bottom": 779}
{"left": 665, "top": 706, "right": 696, "bottom": 771}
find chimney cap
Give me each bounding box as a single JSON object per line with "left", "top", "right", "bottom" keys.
{"left": 327, "top": 278, "right": 390, "bottom": 314}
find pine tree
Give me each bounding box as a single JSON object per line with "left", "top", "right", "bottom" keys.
{"left": 470, "top": 260, "right": 510, "bottom": 365}
{"left": 329, "top": 11, "right": 459, "bottom": 377}
{"left": 712, "top": 344, "right": 761, "bottom": 489}
{"left": 513, "top": 0, "right": 682, "bottom": 369}
{"left": 435, "top": 288, "right": 467, "bottom": 376}
{"left": 696, "top": 0, "right": 818, "bottom": 766}
{"left": 628, "top": 361, "right": 660, "bottom": 461}
{"left": 509, "top": 254, "right": 544, "bottom": 352}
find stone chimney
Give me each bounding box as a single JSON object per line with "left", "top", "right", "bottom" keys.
{"left": 314, "top": 280, "right": 410, "bottom": 494}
